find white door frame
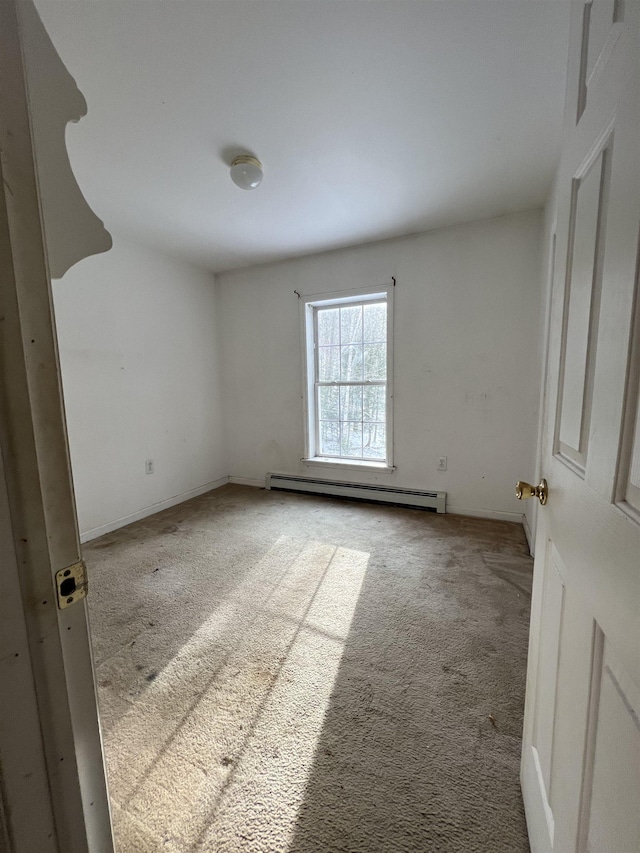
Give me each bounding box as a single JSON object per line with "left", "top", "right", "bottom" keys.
{"left": 0, "top": 1, "right": 113, "bottom": 850}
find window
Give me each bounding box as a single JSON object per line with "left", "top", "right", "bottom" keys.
{"left": 302, "top": 285, "right": 393, "bottom": 470}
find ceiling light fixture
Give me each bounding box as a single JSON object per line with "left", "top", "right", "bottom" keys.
{"left": 230, "top": 155, "right": 263, "bottom": 190}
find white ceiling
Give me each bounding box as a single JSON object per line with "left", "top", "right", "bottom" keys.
{"left": 35, "top": 0, "right": 571, "bottom": 274}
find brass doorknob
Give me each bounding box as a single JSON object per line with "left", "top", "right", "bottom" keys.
{"left": 515, "top": 479, "right": 548, "bottom": 505}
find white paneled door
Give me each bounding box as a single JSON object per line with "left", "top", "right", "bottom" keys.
{"left": 521, "top": 2, "right": 640, "bottom": 852}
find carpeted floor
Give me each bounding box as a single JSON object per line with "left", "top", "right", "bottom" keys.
{"left": 85, "top": 484, "right": 533, "bottom": 853}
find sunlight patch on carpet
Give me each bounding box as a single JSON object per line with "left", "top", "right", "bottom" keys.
{"left": 101, "top": 535, "right": 369, "bottom": 851}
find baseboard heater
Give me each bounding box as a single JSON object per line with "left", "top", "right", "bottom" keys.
{"left": 265, "top": 473, "right": 446, "bottom": 513}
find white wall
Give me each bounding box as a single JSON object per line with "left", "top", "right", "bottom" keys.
{"left": 54, "top": 212, "right": 544, "bottom": 536}
{"left": 218, "top": 210, "right": 543, "bottom": 521}
{"left": 53, "top": 236, "right": 227, "bottom": 540}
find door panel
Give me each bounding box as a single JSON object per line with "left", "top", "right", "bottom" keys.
{"left": 556, "top": 139, "right": 611, "bottom": 472}
{"left": 586, "top": 0, "right": 618, "bottom": 82}
{"left": 532, "top": 543, "right": 565, "bottom": 803}
{"left": 526, "top": 542, "right": 567, "bottom": 848}
{"left": 618, "top": 239, "right": 640, "bottom": 517}
{"left": 627, "top": 405, "right": 640, "bottom": 508}
{"left": 578, "top": 0, "right": 625, "bottom": 120}
{"left": 522, "top": 2, "right": 640, "bottom": 851}
{"left": 577, "top": 633, "right": 640, "bottom": 852}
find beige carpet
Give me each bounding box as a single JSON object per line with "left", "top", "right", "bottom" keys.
{"left": 85, "top": 484, "right": 533, "bottom": 853}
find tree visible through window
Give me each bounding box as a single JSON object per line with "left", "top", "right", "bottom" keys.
{"left": 313, "top": 298, "right": 388, "bottom": 461}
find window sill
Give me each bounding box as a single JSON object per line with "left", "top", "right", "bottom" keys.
{"left": 303, "top": 457, "right": 396, "bottom": 474}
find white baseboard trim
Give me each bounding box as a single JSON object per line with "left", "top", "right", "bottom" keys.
{"left": 80, "top": 481, "right": 527, "bottom": 543}
{"left": 228, "top": 476, "right": 265, "bottom": 488}
{"left": 447, "top": 505, "right": 526, "bottom": 525}
{"left": 80, "top": 476, "right": 230, "bottom": 543}
{"left": 523, "top": 513, "right": 535, "bottom": 556}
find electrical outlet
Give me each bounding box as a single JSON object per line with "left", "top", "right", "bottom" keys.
{"left": 437, "top": 456, "right": 447, "bottom": 471}
{"left": 145, "top": 459, "right": 154, "bottom": 475}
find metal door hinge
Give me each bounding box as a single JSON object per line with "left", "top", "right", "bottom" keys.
{"left": 55, "top": 560, "right": 88, "bottom": 609}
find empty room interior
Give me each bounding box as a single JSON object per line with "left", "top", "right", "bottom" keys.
{"left": 4, "top": 0, "right": 640, "bottom": 852}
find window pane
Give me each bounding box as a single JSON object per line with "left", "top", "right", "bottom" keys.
{"left": 319, "top": 346, "right": 340, "bottom": 381}
{"left": 318, "top": 386, "right": 339, "bottom": 420}
{"left": 311, "top": 297, "right": 390, "bottom": 463}
{"left": 363, "top": 385, "right": 386, "bottom": 422}
{"left": 363, "top": 423, "right": 386, "bottom": 459}
{"left": 341, "top": 345, "right": 363, "bottom": 381}
{"left": 364, "top": 343, "right": 386, "bottom": 380}
{"left": 317, "top": 308, "right": 339, "bottom": 346}
{"left": 319, "top": 421, "right": 340, "bottom": 456}
{"left": 341, "top": 422, "right": 362, "bottom": 457}
{"left": 364, "top": 303, "right": 386, "bottom": 342}
{"left": 340, "top": 305, "right": 363, "bottom": 344}
{"left": 340, "top": 385, "right": 363, "bottom": 421}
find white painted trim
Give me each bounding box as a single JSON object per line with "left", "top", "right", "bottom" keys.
{"left": 303, "top": 458, "right": 395, "bottom": 474}
{"left": 523, "top": 512, "right": 535, "bottom": 555}
{"left": 1, "top": 4, "right": 113, "bottom": 848}
{"left": 300, "top": 283, "right": 392, "bottom": 306}
{"left": 228, "top": 476, "right": 265, "bottom": 488}
{"left": 300, "top": 295, "right": 314, "bottom": 460}
{"left": 79, "top": 477, "right": 229, "bottom": 542}
{"left": 447, "top": 505, "right": 526, "bottom": 524}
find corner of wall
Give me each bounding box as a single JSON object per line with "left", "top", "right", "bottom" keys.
{"left": 54, "top": 236, "right": 230, "bottom": 539}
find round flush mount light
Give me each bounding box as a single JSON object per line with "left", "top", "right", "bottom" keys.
{"left": 230, "top": 155, "right": 263, "bottom": 190}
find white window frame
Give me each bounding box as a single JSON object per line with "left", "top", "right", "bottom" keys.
{"left": 301, "top": 284, "right": 395, "bottom": 472}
